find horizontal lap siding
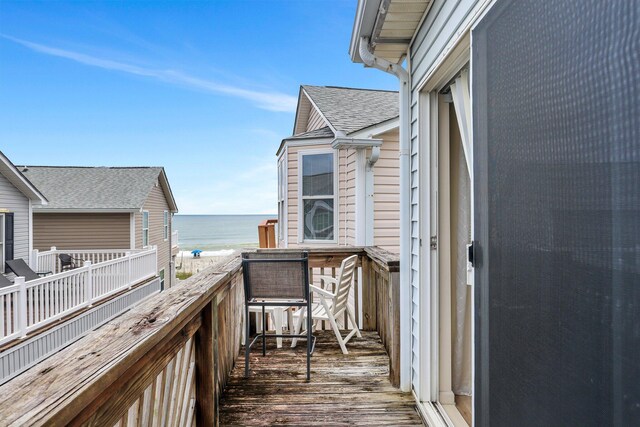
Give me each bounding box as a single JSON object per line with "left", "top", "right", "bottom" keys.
{"left": 374, "top": 130, "right": 400, "bottom": 254}
{"left": 306, "top": 107, "right": 328, "bottom": 132}
{"left": 408, "top": 0, "right": 477, "bottom": 390}
{"left": 0, "top": 173, "right": 30, "bottom": 262}
{"left": 33, "top": 213, "right": 129, "bottom": 251}
{"left": 345, "top": 149, "right": 357, "bottom": 245}
{"left": 136, "top": 184, "right": 172, "bottom": 287}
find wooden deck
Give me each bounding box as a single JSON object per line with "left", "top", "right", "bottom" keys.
{"left": 219, "top": 331, "right": 422, "bottom": 426}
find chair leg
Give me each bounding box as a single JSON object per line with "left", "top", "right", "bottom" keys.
{"left": 326, "top": 310, "right": 348, "bottom": 355}
{"left": 291, "top": 308, "right": 305, "bottom": 348}
{"left": 347, "top": 305, "right": 362, "bottom": 338}
{"left": 245, "top": 305, "right": 251, "bottom": 378}
{"left": 274, "top": 308, "right": 283, "bottom": 349}
{"left": 262, "top": 306, "right": 266, "bottom": 356}
{"left": 306, "top": 302, "right": 312, "bottom": 381}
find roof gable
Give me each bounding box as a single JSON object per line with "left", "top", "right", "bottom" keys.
{"left": 22, "top": 166, "right": 177, "bottom": 212}
{"left": 301, "top": 85, "right": 399, "bottom": 134}
{"left": 0, "top": 151, "right": 47, "bottom": 204}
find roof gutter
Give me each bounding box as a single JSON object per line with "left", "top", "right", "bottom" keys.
{"left": 359, "top": 36, "right": 411, "bottom": 392}
{"left": 331, "top": 132, "right": 383, "bottom": 167}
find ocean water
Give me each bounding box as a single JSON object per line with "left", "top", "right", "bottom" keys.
{"left": 173, "top": 214, "right": 275, "bottom": 256}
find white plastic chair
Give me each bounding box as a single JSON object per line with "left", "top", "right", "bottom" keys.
{"left": 291, "top": 254, "right": 361, "bottom": 354}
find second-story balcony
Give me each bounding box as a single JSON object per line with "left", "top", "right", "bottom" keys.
{"left": 0, "top": 246, "right": 422, "bottom": 426}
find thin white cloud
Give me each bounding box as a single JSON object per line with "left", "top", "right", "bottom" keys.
{"left": 2, "top": 35, "right": 297, "bottom": 112}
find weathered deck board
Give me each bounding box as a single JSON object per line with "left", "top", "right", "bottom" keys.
{"left": 219, "top": 331, "right": 422, "bottom": 426}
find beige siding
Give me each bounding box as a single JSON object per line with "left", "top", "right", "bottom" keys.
{"left": 306, "top": 107, "right": 327, "bottom": 132}
{"left": 0, "top": 173, "right": 30, "bottom": 263}
{"left": 344, "top": 148, "right": 358, "bottom": 245}
{"left": 374, "top": 129, "right": 400, "bottom": 254}
{"left": 33, "top": 213, "right": 130, "bottom": 251}
{"left": 135, "top": 183, "right": 173, "bottom": 288}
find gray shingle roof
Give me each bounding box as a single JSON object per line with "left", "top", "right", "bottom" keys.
{"left": 22, "top": 166, "right": 164, "bottom": 210}
{"left": 302, "top": 86, "right": 398, "bottom": 134}
{"left": 284, "top": 126, "right": 334, "bottom": 140}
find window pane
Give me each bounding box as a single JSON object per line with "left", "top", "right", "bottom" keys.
{"left": 302, "top": 153, "right": 333, "bottom": 196}
{"left": 303, "top": 199, "right": 334, "bottom": 240}
{"left": 143, "top": 229, "right": 149, "bottom": 247}
{"left": 143, "top": 212, "right": 149, "bottom": 228}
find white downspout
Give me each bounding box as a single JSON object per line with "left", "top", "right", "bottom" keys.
{"left": 359, "top": 37, "right": 411, "bottom": 392}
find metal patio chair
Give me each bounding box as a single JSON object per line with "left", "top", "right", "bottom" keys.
{"left": 5, "top": 259, "right": 52, "bottom": 281}
{"left": 242, "top": 251, "right": 315, "bottom": 380}
{"left": 58, "top": 253, "right": 83, "bottom": 271}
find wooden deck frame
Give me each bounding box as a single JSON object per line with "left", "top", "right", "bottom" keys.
{"left": 0, "top": 246, "right": 403, "bottom": 426}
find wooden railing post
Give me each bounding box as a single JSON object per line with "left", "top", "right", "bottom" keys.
{"left": 388, "top": 270, "right": 401, "bottom": 388}
{"left": 361, "top": 255, "right": 376, "bottom": 331}
{"left": 85, "top": 261, "right": 93, "bottom": 307}
{"left": 195, "top": 301, "right": 217, "bottom": 426}
{"left": 16, "top": 276, "right": 27, "bottom": 338}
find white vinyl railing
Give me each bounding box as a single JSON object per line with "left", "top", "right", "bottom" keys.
{"left": 171, "top": 230, "right": 179, "bottom": 248}
{"left": 31, "top": 248, "right": 146, "bottom": 275}
{"left": 0, "top": 247, "right": 157, "bottom": 346}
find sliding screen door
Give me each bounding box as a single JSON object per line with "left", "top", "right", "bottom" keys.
{"left": 473, "top": 0, "right": 639, "bottom": 425}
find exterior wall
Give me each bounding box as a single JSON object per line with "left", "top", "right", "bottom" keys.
{"left": 33, "top": 213, "right": 130, "bottom": 251}
{"left": 344, "top": 148, "right": 358, "bottom": 245}
{"left": 373, "top": 129, "right": 400, "bottom": 254}
{"left": 0, "top": 173, "right": 30, "bottom": 263}
{"left": 135, "top": 183, "right": 173, "bottom": 288}
{"left": 306, "top": 107, "right": 327, "bottom": 132}
{"left": 408, "top": 0, "right": 478, "bottom": 392}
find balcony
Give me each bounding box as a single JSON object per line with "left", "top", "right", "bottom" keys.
{"left": 171, "top": 230, "right": 180, "bottom": 256}
{"left": 0, "top": 247, "right": 420, "bottom": 425}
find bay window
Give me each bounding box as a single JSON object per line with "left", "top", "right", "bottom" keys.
{"left": 299, "top": 150, "right": 336, "bottom": 242}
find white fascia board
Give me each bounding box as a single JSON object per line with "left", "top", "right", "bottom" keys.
{"left": 348, "top": 117, "right": 399, "bottom": 139}
{"left": 300, "top": 88, "right": 337, "bottom": 134}
{"left": 0, "top": 153, "right": 48, "bottom": 204}
{"left": 282, "top": 137, "right": 334, "bottom": 149}
{"left": 349, "top": 0, "right": 381, "bottom": 63}
{"left": 34, "top": 208, "right": 140, "bottom": 213}
{"left": 331, "top": 137, "right": 383, "bottom": 150}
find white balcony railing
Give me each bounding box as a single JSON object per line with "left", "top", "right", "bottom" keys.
{"left": 171, "top": 230, "right": 179, "bottom": 248}
{"left": 0, "top": 247, "right": 157, "bottom": 346}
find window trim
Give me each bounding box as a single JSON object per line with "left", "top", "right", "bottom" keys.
{"left": 163, "top": 210, "right": 169, "bottom": 241}
{"left": 142, "top": 210, "right": 150, "bottom": 248}
{"left": 297, "top": 148, "right": 338, "bottom": 244}
{"left": 277, "top": 151, "right": 288, "bottom": 245}
{"left": 0, "top": 213, "right": 4, "bottom": 273}
{"left": 159, "top": 268, "right": 165, "bottom": 290}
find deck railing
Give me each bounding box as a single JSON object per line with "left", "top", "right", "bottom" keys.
{"left": 172, "top": 230, "right": 179, "bottom": 248}
{"left": 0, "top": 246, "right": 399, "bottom": 426}
{"left": 31, "top": 247, "right": 151, "bottom": 275}
{"left": 257, "top": 219, "right": 278, "bottom": 248}
{"left": 0, "top": 247, "right": 157, "bottom": 346}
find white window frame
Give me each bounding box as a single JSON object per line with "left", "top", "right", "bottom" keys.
{"left": 297, "top": 148, "right": 338, "bottom": 244}
{"left": 142, "top": 210, "right": 150, "bottom": 248}
{"left": 163, "top": 210, "right": 169, "bottom": 241}
{"left": 159, "top": 268, "right": 165, "bottom": 290}
{"left": 277, "top": 151, "right": 288, "bottom": 246}
{"left": 0, "top": 214, "right": 4, "bottom": 273}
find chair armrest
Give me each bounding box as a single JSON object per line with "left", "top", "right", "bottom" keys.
{"left": 310, "top": 284, "right": 335, "bottom": 299}
{"left": 318, "top": 275, "right": 338, "bottom": 290}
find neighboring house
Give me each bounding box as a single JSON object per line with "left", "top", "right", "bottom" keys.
{"left": 277, "top": 85, "right": 400, "bottom": 253}
{"left": 22, "top": 166, "right": 179, "bottom": 289}
{"left": 350, "top": 1, "right": 639, "bottom": 426}
{"left": 0, "top": 152, "right": 48, "bottom": 272}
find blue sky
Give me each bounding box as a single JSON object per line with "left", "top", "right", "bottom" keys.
{"left": 0, "top": 0, "right": 396, "bottom": 214}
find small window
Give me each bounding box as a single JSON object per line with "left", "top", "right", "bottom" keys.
{"left": 300, "top": 151, "right": 336, "bottom": 241}
{"left": 159, "top": 268, "right": 165, "bottom": 290}
{"left": 142, "top": 211, "right": 149, "bottom": 247}
{"left": 163, "top": 211, "right": 169, "bottom": 240}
